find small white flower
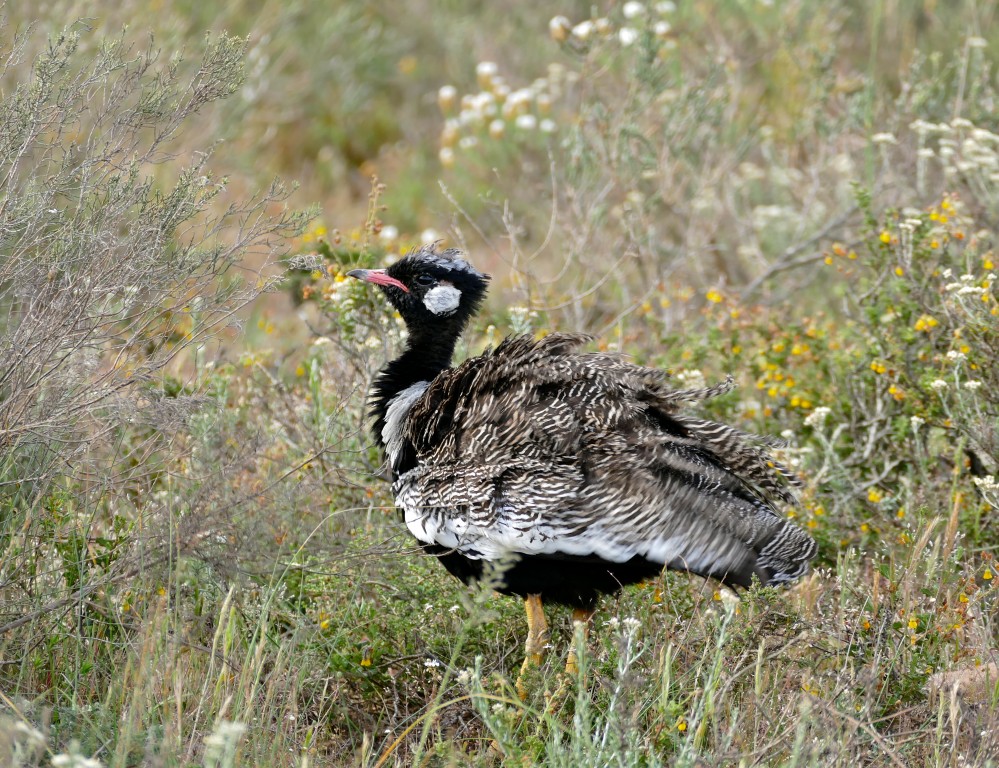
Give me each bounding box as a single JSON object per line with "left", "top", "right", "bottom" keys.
{"left": 476, "top": 61, "right": 498, "bottom": 81}
{"left": 910, "top": 415, "right": 925, "bottom": 433}
{"left": 946, "top": 350, "right": 967, "bottom": 362}
{"left": 514, "top": 113, "right": 537, "bottom": 130}
{"left": 437, "top": 85, "right": 457, "bottom": 112}
{"left": 780, "top": 429, "right": 794, "bottom": 440}
{"left": 623, "top": 1, "right": 647, "bottom": 19}
{"left": 420, "top": 229, "right": 440, "bottom": 244}
{"left": 872, "top": 132, "right": 898, "bottom": 145}
{"left": 654, "top": 21, "right": 672, "bottom": 38}
{"left": 964, "top": 380, "right": 983, "bottom": 390}
{"left": 619, "top": 27, "right": 640, "bottom": 46}
{"left": 572, "top": 20, "right": 595, "bottom": 41}
{"left": 549, "top": 15, "right": 572, "bottom": 42}
{"left": 967, "top": 36, "right": 987, "bottom": 49}
{"left": 379, "top": 225, "right": 399, "bottom": 243}
{"left": 424, "top": 657, "right": 442, "bottom": 668}
{"left": 456, "top": 668, "right": 473, "bottom": 686}
{"left": 930, "top": 379, "right": 948, "bottom": 391}
{"left": 594, "top": 17, "right": 613, "bottom": 35}
{"left": 539, "top": 118, "right": 557, "bottom": 133}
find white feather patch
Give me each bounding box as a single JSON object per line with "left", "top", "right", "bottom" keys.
{"left": 423, "top": 284, "right": 462, "bottom": 315}
{"left": 382, "top": 381, "right": 429, "bottom": 468}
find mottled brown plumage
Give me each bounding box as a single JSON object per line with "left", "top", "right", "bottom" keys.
{"left": 348, "top": 245, "right": 816, "bottom": 672}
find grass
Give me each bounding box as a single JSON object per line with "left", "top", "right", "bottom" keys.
{"left": 2, "top": 0, "right": 999, "bottom": 765}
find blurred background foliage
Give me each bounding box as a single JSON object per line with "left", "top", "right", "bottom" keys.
{"left": 2, "top": 0, "right": 999, "bottom": 766}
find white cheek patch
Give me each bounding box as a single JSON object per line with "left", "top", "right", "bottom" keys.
{"left": 423, "top": 284, "right": 462, "bottom": 315}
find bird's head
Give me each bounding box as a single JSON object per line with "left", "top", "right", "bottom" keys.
{"left": 348, "top": 245, "right": 490, "bottom": 337}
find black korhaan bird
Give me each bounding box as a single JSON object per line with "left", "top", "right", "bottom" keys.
{"left": 348, "top": 245, "right": 816, "bottom": 683}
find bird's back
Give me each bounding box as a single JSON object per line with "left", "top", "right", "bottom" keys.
{"left": 392, "top": 333, "right": 816, "bottom": 591}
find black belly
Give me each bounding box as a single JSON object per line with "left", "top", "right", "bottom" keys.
{"left": 422, "top": 544, "right": 665, "bottom": 610}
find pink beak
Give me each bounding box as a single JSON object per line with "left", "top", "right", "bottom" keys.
{"left": 347, "top": 268, "right": 409, "bottom": 293}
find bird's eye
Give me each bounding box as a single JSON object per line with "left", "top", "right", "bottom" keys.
{"left": 414, "top": 274, "right": 436, "bottom": 287}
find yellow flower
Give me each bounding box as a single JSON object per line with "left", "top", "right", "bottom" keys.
{"left": 879, "top": 230, "right": 891, "bottom": 244}
{"left": 984, "top": 569, "right": 994, "bottom": 581}
{"left": 397, "top": 55, "right": 418, "bottom": 75}
{"left": 860, "top": 522, "right": 871, "bottom": 533}
{"left": 295, "top": 364, "right": 306, "bottom": 377}
{"left": 908, "top": 618, "right": 918, "bottom": 630}
{"left": 984, "top": 257, "right": 995, "bottom": 270}
{"left": 870, "top": 361, "right": 886, "bottom": 374}
{"left": 895, "top": 267, "right": 904, "bottom": 276}
{"left": 959, "top": 592, "right": 969, "bottom": 604}
{"left": 676, "top": 719, "right": 687, "bottom": 732}
{"left": 867, "top": 489, "right": 883, "bottom": 503}
{"left": 705, "top": 289, "right": 723, "bottom": 304}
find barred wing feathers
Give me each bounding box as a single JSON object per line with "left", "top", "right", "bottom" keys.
{"left": 395, "top": 334, "right": 815, "bottom": 588}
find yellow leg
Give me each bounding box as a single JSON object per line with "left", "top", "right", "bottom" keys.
{"left": 565, "top": 608, "right": 594, "bottom": 675}
{"left": 516, "top": 594, "right": 549, "bottom": 698}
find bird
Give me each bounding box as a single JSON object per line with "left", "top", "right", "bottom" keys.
{"left": 347, "top": 244, "right": 817, "bottom": 688}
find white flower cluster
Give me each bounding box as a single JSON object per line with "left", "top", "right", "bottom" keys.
{"left": 944, "top": 271, "right": 991, "bottom": 297}
{"left": 438, "top": 62, "right": 562, "bottom": 166}
{"left": 508, "top": 305, "right": 538, "bottom": 335}
{"left": 908, "top": 116, "right": 999, "bottom": 186}
{"left": 673, "top": 368, "right": 706, "bottom": 390}
{"left": 804, "top": 406, "right": 831, "bottom": 429}
{"left": 551, "top": 3, "right": 675, "bottom": 48}
{"left": 973, "top": 475, "right": 999, "bottom": 509}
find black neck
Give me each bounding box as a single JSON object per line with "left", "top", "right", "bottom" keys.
{"left": 369, "top": 326, "right": 461, "bottom": 447}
